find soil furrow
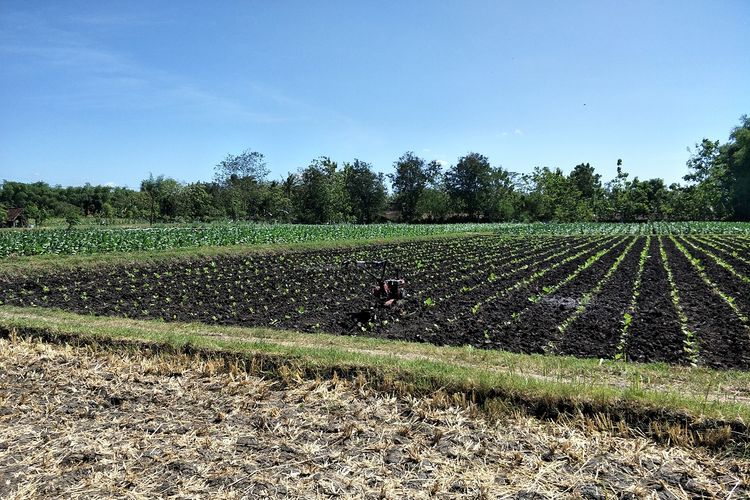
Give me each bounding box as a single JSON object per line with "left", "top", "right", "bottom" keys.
{"left": 557, "top": 237, "right": 646, "bottom": 359}
{"left": 488, "top": 237, "right": 633, "bottom": 354}
{"left": 625, "top": 238, "right": 687, "bottom": 365}
{"left": 663, "top": 238, "right": 750, "bottom": 370}
{"left": 687, "top": 236, "right": 750, "bottom": 281}
{"left": 677, "top": 237, "right": 750, "bottom": 318}
{"left": 413, "top": 237, "right": 623, "bottom": 352}
{"left": 357, "top": 237, "right": 616, "bottom": 348}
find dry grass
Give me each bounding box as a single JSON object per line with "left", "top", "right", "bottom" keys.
{"left": 1, "top": 336, "right": 748, "bottom": 499}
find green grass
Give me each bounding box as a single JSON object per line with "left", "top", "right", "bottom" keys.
{"left": 2, "top": 305, "right": 748, "bottom": 430}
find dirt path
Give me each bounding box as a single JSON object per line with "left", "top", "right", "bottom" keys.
{"left": 1, "top": 337, "right": 747, "bottom": 499}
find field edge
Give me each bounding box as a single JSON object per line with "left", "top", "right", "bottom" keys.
{"left": 1, "top": 305, "right": 748, "bottom": 454}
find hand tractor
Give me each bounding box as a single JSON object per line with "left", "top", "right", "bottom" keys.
{"left": 345, "top": 260, "right": 406, "bottom": 308}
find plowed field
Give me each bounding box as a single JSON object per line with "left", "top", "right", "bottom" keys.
{"left": 3, "top": 235, "right": 749, "bottom": 369}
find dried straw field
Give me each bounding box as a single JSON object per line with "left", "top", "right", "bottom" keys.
{"left": 1, "top": 335, "right": 747, "bottom": 499}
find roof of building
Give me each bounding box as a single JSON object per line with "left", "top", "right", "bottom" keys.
{"left": 6, "top": 207, "right": 24, "bottom": 222}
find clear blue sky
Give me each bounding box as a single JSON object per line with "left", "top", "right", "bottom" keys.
{"left": 1, "top": 0, "right": 748, "bottom": 189}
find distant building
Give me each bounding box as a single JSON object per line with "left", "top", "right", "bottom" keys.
{"left": 5, "top": 208, "right": 28, "bottom": 228}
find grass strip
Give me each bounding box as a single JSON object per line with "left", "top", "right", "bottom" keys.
{"left": 1, "top": 305, "right": 749, "bottom": 450}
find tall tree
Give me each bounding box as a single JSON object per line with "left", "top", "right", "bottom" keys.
{"left": 569, "top": 163, "right": 602, "bottom": 198}
{"left": 444, "top": 153, "right": 494, "bottom": 220}
{"left": 389, "top": 152, "right": 434, "bottom": 221}
{"left": 485, "top": 165, "right": 517, "bottom": 221}
{"left": 214, "top": 149, "right": 269, "bottom": 220}
{"left": 343, "top": 159, "right": 387, "bottom": 223}
{"left": 177, "top": 183, "right": 213, "bottom": 220}
{"left": 569, "top": 162, "right": 604, "bottom": 220}
{"left": 723, "top": 115, "right": 750, "bottom": 221}
{"left": 684, "top": 138, "right": 729, "bottom": 219}
{"left": 529, "top": 167, "right": 583, "bottom": 222}
{"left": 295, "top": 157, "right": 350, "bottom": 223}
{"left": 414, "top": 161, "right": 452, "bottom": 221}
{"left": 140, "top": 174, "right": 163, "bottom": 225}
{"left": 606, "top": 165, "right": 632, "bottom": 221}
{"left": 140, "top": 174, "right": 181, "bottom": 223}
{"left": 214, "top": 149, "right": 268, "bottom": 185}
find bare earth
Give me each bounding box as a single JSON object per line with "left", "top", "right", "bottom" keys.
{"left": 0, "top": 337, "right": 747, "bottom": 499}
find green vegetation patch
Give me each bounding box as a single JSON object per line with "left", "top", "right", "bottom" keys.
{"left": 2, "top": 221, "right": 749, "bottom": 259}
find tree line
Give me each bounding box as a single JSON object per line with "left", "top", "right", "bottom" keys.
{"left": 2, "top": 116, "right": 748, "bottom": 225}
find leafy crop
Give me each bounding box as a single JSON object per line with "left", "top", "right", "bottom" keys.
{"left": 1, "top": 221, "right": 750, "bottom": 258}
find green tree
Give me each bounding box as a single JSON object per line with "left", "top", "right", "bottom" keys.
{"left": 295, "top": 157, "right": 350, "bottom": 223}
{"left": 415, "top": 188, "right": 452, "bottom": 221}
{"left": 567, "top": 163, "right": 604, "bottom": 220}
{"left": 389, "top": 152, "right": 438, "bottom": 221}
{"left": 569, "top": 163, "right": 602, "bottom": 198}
{"left": 484, "top": 165, "right": 518, "bottom": 221}
{"left": 529, "top": 167, "right": 583, "bottom": 222}
{"left": 606, "top": 165, "right": 632, "bottom": 221}
{"left": 100, "top": 203, "right": 115, "bottom": 223}
{"left": 723, "top": 115, "right": 750, "bottom": 221}
{"left": 178, "top": 183, "right": 213, "bottom": 220}
{"left": 684, "top": 138, "right": 729, "bottom": 219}
{"left": 65, "top": 208, "right": 81, "bottom": 229}
{"left": 24, "top": 203, "right": 42, "bottom": 226}
{"left": 444, "top": 153, "right": 495, "bottom": 220}
{"left": 343, "top": 159, "right": 387, "bottom": 223}
{"left": 259, "top": 180, "right": 293, "bottom": 222}
{"left": 214, "top": 149, "right": 269, "bottom": 220}
{"left": 140, "top": 174, "right": 182, "bottom": 224}
{"left": 140, "top": 174, "right": 161, "bottom": 225}
{"left": 214, "top": 149, "right": 268, "bottom": 184}
{"left": 111, "top": 187, "right": 147, "bottom": 220}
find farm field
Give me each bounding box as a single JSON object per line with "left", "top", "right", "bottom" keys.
{"left": 1, "top": 221, "right": 749, "bottom": 258}
{"left": 2, "top": 336, "right": 747, "bottom": 498}
{"left": 2, "top": 233, "right": 749, "bottom": 370}
{"left": 2, "top": 229, "right": 750, "bottom": 497}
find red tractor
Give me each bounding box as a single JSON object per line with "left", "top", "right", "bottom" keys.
{"left": 346, "top": 260, "right": 406, "bottom": 308}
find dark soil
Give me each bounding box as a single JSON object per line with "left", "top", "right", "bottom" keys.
{"left": 678, "top": 237, "right": 750, "bottom": 317}
{"left": 485, "top": 237, "right": 633, "bottom": 354}
{"left": 379, "top": 236, "right": 615, "bottom": 349}
{"left": 2, "top": 234, "right": 749, "bottom": 369}
{"left": 624, "top": 238, "right": 688, "bottom": 365}
{"left": 663, "top": 238, "right": 750, "bottom": 370}
{"left": 558, "top": 237, "right": 647, "bottom": 359}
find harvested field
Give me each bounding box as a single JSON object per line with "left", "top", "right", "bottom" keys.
{"left": 1, "top": 336, "right": 748, "bottom": 499}
{"left": 2, "top": 234, "right": 749, "bottom": 369}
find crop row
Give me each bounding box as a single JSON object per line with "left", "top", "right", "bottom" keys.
{"left": 1, "top": 234, "right": 748, "bottom": 369}
{"left": 2, "top": 221, "right": 750, "bottom": 258}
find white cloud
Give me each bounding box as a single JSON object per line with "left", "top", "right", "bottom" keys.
{"left": 436, "top": 159, "right": 449, "bottom": 166}
{"left": 514, "top": 129, "right": 524, "bottom": 136}
{"left": 421, "top": 148, "right": 432, "bottom": 153}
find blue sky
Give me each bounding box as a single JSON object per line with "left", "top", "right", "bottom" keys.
{"left": 1, "top": 1, "right": 748, "bottom": 189}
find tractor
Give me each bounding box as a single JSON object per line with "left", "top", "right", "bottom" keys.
{"left": 345, "top": 260, "right": 406, "bottom": 308}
